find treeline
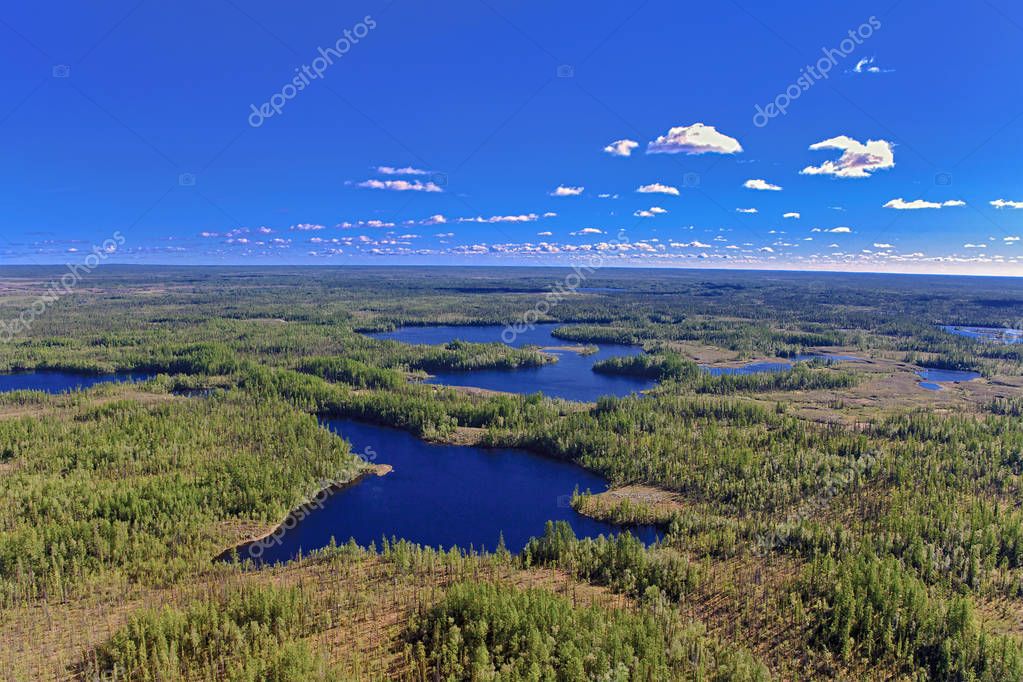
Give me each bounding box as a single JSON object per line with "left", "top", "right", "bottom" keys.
{"left": 801, "top": 550, "right": 1023, "bottom": 678}
{"left": 0, "top": 388, "right": 366, "bottom": 606}
{"left": 406, "top": 580, "right": 769, "bottom": 681}
{"left": 593, "top": 352, "right": 860, "bottom": 394}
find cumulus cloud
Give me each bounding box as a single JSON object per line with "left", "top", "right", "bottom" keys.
{"left": 883, "top": 198, "right": 966, "bottom": 210}
{"left": 634, "top": 206, "right": 668, "bottom": 217}
{"left": 783, "top": 212, "right": 800, "bottom": 219}
{"left": 963, "top": 243, "right": 987, "bottom": 249}
{"left": 801, "top": 136, "right": 895, "bottom": 178}
{"left": 874, "top": 242, "right": 894, "bottom": 248}
{"left": 647, "top": 123, "right": 743, "bottom": 155}
{"left": 744, "top": 178, "right": 783, "bottom": 191}
{"left": 603, "top": 139, "right": 639, "bottom": 157}
{"left": 636, "top": 183, "right": 680, "bottom": 196}
{"left": 992, "top": 199, "right": 1023, "bottom": 209}
{"left": 736, "top": 207, "right": 758, "bottom": 214}
{"left": 550, "top": 185, "right": 584, "bottom": 196}
{"left": 358, "top": 179, "right": 443, "bottom": 192}
{"left": 827, "top": 226, "right": 853, "bottom": 233}
{"left": 291, "top": 223, "right": 326, "bottom": 231}
{"left": 571, "top": 227, "right": 604, "bottom": 235}
{"left": 1005, "top": 236, "right": 1020, "bottom": 242}
{"left": 537, "top": 231, "right": 553, "bottom": 236}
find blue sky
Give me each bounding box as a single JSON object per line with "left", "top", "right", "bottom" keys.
{"left": 2, "top": 0, "right": 1023, "bottom": 273}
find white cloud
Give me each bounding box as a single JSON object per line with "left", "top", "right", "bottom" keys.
{"left": 801, "top": 136, "right": 895, "bottom": 178}
{"left": 550, "top": 185, "right": 584, "bottom": 196}
{"left": 647, "top": 123, "right": 743, "bottom": 155}
{"left": 759, "top": 246, "right": 775, "bottom": 253}
{"left": 736, "top": 207, "right": 758, "bottom": 214}
{"left": 543, "top": 212, "right": 557, "bottom": 217}
{"left": 597, "top": 193, "right": 619, "bottom": 199}
{"left": 992, "top": 199, "right": 1023, "bottom": 209}
{"left": 458, "top": 214, "right": 541, "bottom": 223}
{"left": 828, "top": 226, "right": 853, "bottom": 233}
{"left": 783, "top": 212, "right": 800, "bottom": 219}
{"left": 291, "top": 223, "right": 326, "bottom": 231}
{"left": 883, "top": 198, "right": 966, "bottom": 210}
{"left": 537, "top": 231, "right": 553, "bottom": 236}
{"left": 634, "top": 206, "right": 668, "bottom": 217}
{"left": 603, "top": 139, "right": 639, "bottom": 157}
{"left": 375, "top": 165, "right": 431, "bottom": 176}
{"left": 744, "top": 178, "right": 783, "bottom": 191}
{"left": 636, "top": 183, "right": 680, "bottom": 196}
{"left": 434, "top": 232, "right": 454, "bottom": 238}
{"left": 851, "top": 56, "right": 893, "bottom": 74}
{"left": 421, "top": 214, "right": 447, "bottom": 225}
{"left": 873, "top": 242, "right": 894, "bottom": 248}
{"left": 964, "top": 243, "right": 987, "bottom": 249}
{"left": 571, "top": 227, "right": 604, "bottom": 235}
{"left": 358, "top": 179, "right": 443, "bottom": 192}
{"left": 1004, "top": 236, "right": 1020, "bottom": 242}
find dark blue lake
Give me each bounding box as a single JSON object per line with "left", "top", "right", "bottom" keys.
{"left": 367, "top": 324, "right": 656, "bottom": 402}
{"left": 917, "top": 368, "right": 982, "bottom": 391}
{"left": 236, "top": 418, "right": 659, "bottom": 564}
{"left": 0, "top": 371, "right": 153, "bottom": 394}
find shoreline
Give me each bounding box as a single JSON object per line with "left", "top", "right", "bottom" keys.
{"left": 215, "top": 463, "right": 393, "bottom": 562}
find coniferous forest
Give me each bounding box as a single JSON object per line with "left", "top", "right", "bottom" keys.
{"left": 3, "top": 266, "right": 1023, "bottom": 680}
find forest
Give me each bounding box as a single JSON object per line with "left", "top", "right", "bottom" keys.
{"left": 3, "top": 265, "right": 1023, "bottom": 680}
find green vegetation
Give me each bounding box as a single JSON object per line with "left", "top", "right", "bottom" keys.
{"left": 4, "top": 266, "right": 1023, "bottom": 679}
{"left": 593, "top": 352, "right": 860, "bottom": 393}
{"left": 94, "top": 584, "right": 336, "bottom": 681}
{"left": 406, "top": 581, "right": 769, "bottom": 681}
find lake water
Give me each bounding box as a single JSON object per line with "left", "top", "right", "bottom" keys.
{"left": 233, "top": 418, "right": 660, "bottom": 564}
{"left": 0, "top": 370, "right": 153, "bottom": 394}
{"left": 943, "top": 326, "right": 1023, "bottom": 345}
{"left": 367, "top": 324, "right": 656, "bottom": 402}
{"left": 703, "top": 354, "right": 861, "bottom": 376}
{"left": 916, "top": 368, "right": 982, "bottom": 391}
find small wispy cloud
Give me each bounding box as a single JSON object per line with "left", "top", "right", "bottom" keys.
{"left": 883, "top": 198, "right": 966, "bottom": 210}
{"left": 571, "top": 227, "right": 603, "bottom": 235}
{"left": 736, "top": 207, "right": 758, "bottom": 214}
{"left": 783, "top": 212, "right": 800, "bottom": 219}
{"left": 550, "top": 185, "right": 584, "bottom": 196}
{"left": 637, "top": 183, "right": 680, "bottom": 196}
{"left": 358, "top": 179, "right": 442, "bottom": 192}
{"left": 850, "top": 56, "right": 893, "bottom": 74}
{"left": 633, "top": 206, "right": 668, "bottom": 217}
{"left": 375, "top": 165, "right": 431, "bottom": 176}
